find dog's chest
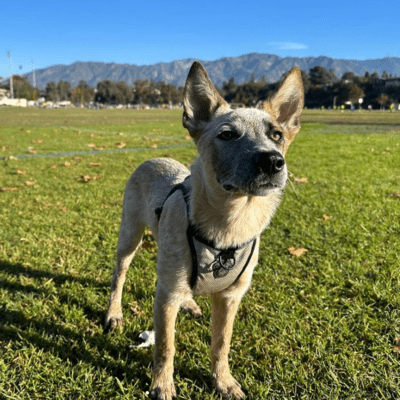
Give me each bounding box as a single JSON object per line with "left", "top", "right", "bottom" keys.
{"left": 189, "top": 233, "right": 257, "bottom": 295}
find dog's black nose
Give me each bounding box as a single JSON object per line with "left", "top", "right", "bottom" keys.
{"left": 254, "top": 151, "right": 285, "bottom": 174}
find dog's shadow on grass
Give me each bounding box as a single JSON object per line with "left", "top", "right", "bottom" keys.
{"left": 0, "top": 259, "right": 107, "bottom": 322}
{"left": 0, "top": 259, "right": 153, "bottom": 385}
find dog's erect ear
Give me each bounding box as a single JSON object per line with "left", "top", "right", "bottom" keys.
{"left": 182, "top": 61, "right": 229, "bottom": 140}
{"left": 264, "top": 66, "right": 304, "bottom": 138}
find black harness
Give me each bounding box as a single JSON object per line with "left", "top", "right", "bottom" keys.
{"left": 155, "top": 177, "right": 257, "bottom": 294}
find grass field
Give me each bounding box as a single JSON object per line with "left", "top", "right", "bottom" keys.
{"left": 1, "top": 107, "right": 400, "bottom": 399}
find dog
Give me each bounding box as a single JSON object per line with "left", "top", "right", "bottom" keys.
{"left": 104, "top": 61, "right": 304, "bottom": 399}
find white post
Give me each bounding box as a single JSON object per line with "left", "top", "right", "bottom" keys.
{"left": 7, "top": 51, "right": 14, "bottom": 99}
{"left": 31, "top": 59, "right": 36, "bottom": 88}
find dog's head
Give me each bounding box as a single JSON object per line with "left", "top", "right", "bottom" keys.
{"left": 182, "top": 62, "right": 304, "bottom": 197}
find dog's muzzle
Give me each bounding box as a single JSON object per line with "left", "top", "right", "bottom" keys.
{"left": 253, "top": 151, "right": 285, "bottom": 175}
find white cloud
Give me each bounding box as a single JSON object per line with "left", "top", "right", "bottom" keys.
{"left": 269, "top": 42, "right": 308, "bottom": 50}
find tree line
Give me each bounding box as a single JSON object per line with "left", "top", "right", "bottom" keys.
{"left": 1, "top": 66, "right": 399, "bottom": 109}
{"left": 222, "top": 67, "right": 399, "bottom": 110}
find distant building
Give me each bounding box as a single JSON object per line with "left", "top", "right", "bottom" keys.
{"left": 0, "top": 88, "right": 10, "bottom": 100}
{"left": 0, "top": 97, "right": 27, "bottom": 107}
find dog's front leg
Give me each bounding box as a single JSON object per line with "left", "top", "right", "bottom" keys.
{"left": 211, "top": 292, "right": 246, "bottom": 399}
{"left": 150, "top": 283, "right": 180, "bottom": 400}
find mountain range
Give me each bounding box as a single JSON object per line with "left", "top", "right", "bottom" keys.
{"left": 19, "top": 52, "right": 400, "bottom": 89}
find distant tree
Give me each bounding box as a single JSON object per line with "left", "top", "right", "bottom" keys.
{"left": 347, "top": 84, "right": 364, "bottom": 105}
{"left": 376, "top": 93, "right": 389, "bottom": 110}
{"left": 335, "top": 82, "right": 364, "bottom": 106}
{"left": 222, "top": 77, "right": 238, "bottom": 103}
{"left": 328, "top": 69, "right": 338, "bottom": 83}
{"left": 70, "top": 80, "right": 94, "bottom": 105}
{"left": 45, "top": 81, "right": 58, "bottom": 101}
{"left": 370, "top": 72, "right": 380, "bottom": 80}
{"left": 259, "top": 75, "right": 268, "bottom": 85}
{"left": 381, "top": 70, "right": 389, "bottom": 79}
{"left": 95, "top": 79, "right": 134, "bottom": 104}
{"left": 341, "top": 71, "right": 357, "bottom": 82}
{"left": 11, "top": 75, "right": 39, "bottom": 100}
{"left": 57, "top": 81, "right": 71, "bottom": 101}
{"left": 115, "top": 81, "right": 133, "bottom": 104}
{"left": 96, "top": 80, "right": 114, "bottom": 103}
{"left": 305, "top": 86, "right": 332, "bottom": 108}
{"left": 158, "top": 81, "right": 181, "bottom": 105}
{"left": 146, "top": 80, "right": 159, "bottom": 105}
{"left": 134, "top": 79, "right": 150, "bottom": 105}
{"left": 300, "top": 70, "right": 312, "bottom": 93}
{"left": 308, "top": 66, "right": 334, "bottom": 86}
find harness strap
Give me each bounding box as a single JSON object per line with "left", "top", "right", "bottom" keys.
{"left": 155, "top": 176, "right": 191, "bottom": 219}
{"left": 155, "top": 177, "right": 257, "bottom": 290}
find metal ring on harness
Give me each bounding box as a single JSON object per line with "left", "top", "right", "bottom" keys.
{"left": 213, "top": 250, "right": 236, "bottom": 278}
{"left": 219, "top": 251, "right": 236, "bottom": 270}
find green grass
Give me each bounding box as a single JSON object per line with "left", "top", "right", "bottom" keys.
{"left": 1, "top": 108, "right": 400, "bottom": 399}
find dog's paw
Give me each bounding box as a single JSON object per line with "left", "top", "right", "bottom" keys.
{"left": 148, "top": 382, "right": 176, "bottom": 400}
{"left": 103, "top": 315, "right": 123, "bottom": 334}
{"left": 214, "top": 375, "right": 245, "bottom": 399}
{"left": 180, "top": 298, "right": 202, "bottom": 319}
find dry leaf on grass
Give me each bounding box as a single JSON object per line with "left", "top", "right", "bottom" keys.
{"left": 389, "top": 192, "right": 400, "bottom": 198}
{"left": 150, "top": 144, "right": 158, "bottom": 149}
{"left": 323, "top": 214, "right": 331, "bottom": 221}
{"left": 294, "top": 177, "right": 308, "bottom": 183}
{"left": 25, "top": 181, "right": 36, "bottom": 186}
{"left": 88, "top": 162, "right": 102, "bottom": 166}
{"left": 87, "top": 143, "right": 96, "bottom": 148}
{"left": 17, "top": 170, "right": 26, "bottom": 175}
{"left": 50, "top": 164, "right": 58, "bottom": 169}
{"left": 78, "top": 175, "right": 100, "bottom": 183}
{"left": 185, "top": 136, "right": 191, "bottom": 140}
{"left": 288, "top": 247, "right": 308, "bottom": 257}
{"left": 130, "top": 301, "right": 144, "bottom": 316}
{"left": 79, "top": 175, "right": 91, "bottom": 182}
{"left": 1, "top": 187, "right": 18, "bottom": 191}
{"left": 115, "top": 142, "right": 126, "bottom": 148}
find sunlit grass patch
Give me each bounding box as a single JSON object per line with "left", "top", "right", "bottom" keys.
{"left": 0, "top": 108, "right": 400, "bottom": 399}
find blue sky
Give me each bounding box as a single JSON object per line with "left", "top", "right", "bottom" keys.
{"left": 1, "top": 0, "right": 399, "bottom": 80}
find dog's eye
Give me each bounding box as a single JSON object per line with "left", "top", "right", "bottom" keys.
{"left": 271, "top": 131, "right": 283, "bottom": 142}
{"left": 217, "top": 131, "right": 235, "bottom": 141}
